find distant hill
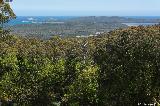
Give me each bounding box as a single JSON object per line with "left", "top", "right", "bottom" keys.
{"left": 7, "top": 16, "right": 160, "bottom": 39}
{"left": 66, "top": 16, "right": 160, "bottom": 23}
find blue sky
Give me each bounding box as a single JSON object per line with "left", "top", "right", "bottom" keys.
{"left": 10, "top": 0, "right": 160, "bottom": 16}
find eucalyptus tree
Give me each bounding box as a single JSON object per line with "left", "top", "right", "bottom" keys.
{"left": 0, "top": 0, "right": 15, "bottom": 33}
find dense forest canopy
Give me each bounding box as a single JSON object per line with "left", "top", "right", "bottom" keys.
{"left": 0, "top": 25, "right": 160, "bottom": 106}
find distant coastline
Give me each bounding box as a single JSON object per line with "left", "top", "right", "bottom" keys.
{"left": 7, "top": 16, "right": 160, "bottom": 26}
{"left": 122, "top": 23, "right": 158, "bottom": 26}
{"left": 6, "top": 16, "right": 160, "bottom": 39}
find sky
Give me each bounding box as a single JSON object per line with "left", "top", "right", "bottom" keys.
{"left": 10, "top": 0, "right": 160, "bottom": 16}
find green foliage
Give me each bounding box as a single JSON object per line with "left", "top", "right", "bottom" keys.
{"left": 0, "top": 25, "right": 160, "bottom": 106}
{"left": 0, "top": 34, "right": 99, "bottom": 105}
{"left": 94, "top": 26, "right": 160, "bottom": 106}
{"left": 0, "top": 2, "right": 16, "bottom": 40}
{"left": 0, "top": 3, "right": 16, "bottom": 26}
{"left": 66, "top": 66, "right": 98, "bottom": 106}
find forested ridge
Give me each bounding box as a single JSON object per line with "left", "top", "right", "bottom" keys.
{"left": 0, "top": 25, "right": 160, "bottom": 106}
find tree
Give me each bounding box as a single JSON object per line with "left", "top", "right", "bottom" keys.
{"left": 94, "top": 26, "right": 160, "bottom": 106}
{"left": 0, "top": 1, "right": 16, "bottom": 36}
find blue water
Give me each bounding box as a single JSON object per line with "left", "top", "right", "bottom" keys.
{"left": 7, "top": 16, "right": 77, "bottom": 26}
{"left": 7, "top": 16, "right": 160, "bottom": 26}
{"left": 124, "top": 16, "right": 160, "bottom": 19}
{"left": 122, "top": 23, "right": 158, "bottom": 26}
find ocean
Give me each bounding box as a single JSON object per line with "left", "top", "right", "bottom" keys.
{"left": 7, "top": 16, "right": 77, "bottom": 26}
{"left": 7, "top": 16, "right": 160, "bottom": 26}
{"left": 124, "top": 16, "right": 160, "bottom": 19}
